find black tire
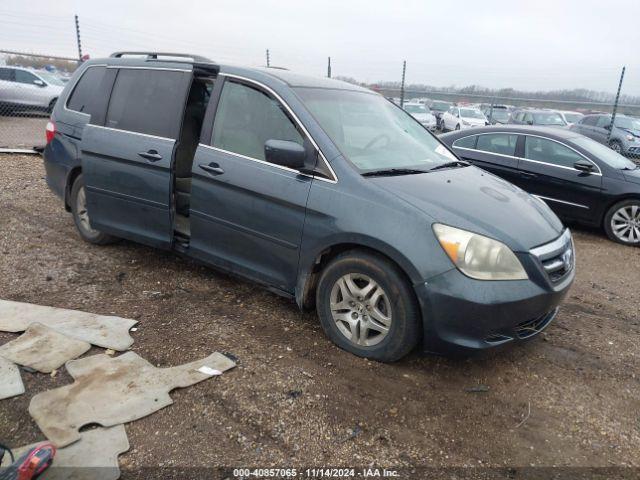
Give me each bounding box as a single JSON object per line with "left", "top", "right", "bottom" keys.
{"left": 608, "top": 140, "right": 623, "bottom": 154}
{"left": 603, "top": 199, "right": 640, "bottom": 246}
{"left": 316, "top": 250, "right": 421, "bottom": 362}
{"left": 455, "top": 124, "right": 461, "bottom": 131}
{"left": 70, "top": 174, "right": 117, "bottom": 245}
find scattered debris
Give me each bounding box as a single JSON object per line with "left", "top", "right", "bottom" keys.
{"left": 0, "top": 300, "right": 137, "bottom": 351}
{"left": 465, "top": 384, "right": 490, "bottom": 393}
{"left": 0, "top": 323, "right": 91, "bottom": 373}
{"left": 0, "top": 356, "right": 24, "bottom": 400}
{"left": 286, "top": 390, "right": 302, "bottom": 399}
{"left": 29, "top": 351, "right": 236, "bottom": 447}
{"left": 1, "top": 425, "right": 129, "bottom": 480}
{"left": 515, "top": 401, "right": 532, "bottom": 429}
{"left": 338, "top": 425, "right": 362, "bottom": 443}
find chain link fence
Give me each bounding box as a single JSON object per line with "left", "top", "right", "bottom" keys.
{"left": 1, "top": 48, "right": 639, "bottom": 165}
{"left": 0, "top": 51, "right": 78, "bottom": 152}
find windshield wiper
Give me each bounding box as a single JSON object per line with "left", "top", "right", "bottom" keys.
{"left": 362, "top": 168, "right": 428, "bottom": 177}
{"left": 429, "top": 160, "right": 470, "bottom": 171}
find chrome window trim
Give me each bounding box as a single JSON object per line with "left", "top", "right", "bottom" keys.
{"left": 86, "top": 124, "right": 175, "bottom": 142}
{"left": 452, "top": 131, "right": 602, "bottom": 176}
{"left": 63, "top": 63, "right": 108, "bottom": 115}
{"left": 199, "top": 144, "right": 318, "bottom": 179}
{"left": 105, "top": 66, "right": 191, "bottom": 72}
{"left": 216, "top": 73, "right": 338, "bottom": 184}
{"left": 533, "top": 194, "right": 589, "bottom": 210}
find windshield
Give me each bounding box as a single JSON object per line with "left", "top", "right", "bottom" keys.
{"left": 533, "top": 113, "right": 566, "bottom": 125}
{"left": 460, "top": 108, "right": 485, "bottom": 119}
{"left": 487, "top": 110, "right": 510, "bottom": 122}
{"left": 405, "top": 104, "right": 426, "bottom": 114}
{"left": 35, "top": 71, "right": 65, "bottom": 87}
{"left": 571, "top": 136, "right": 637, "bottom": 170}
{"left": 563, "top": 113, "right": 583, "bottom": 123}
{"left": 431, "top": 101, "right": 451, "bottom": 112}
{"left": 295, "top": 88, "right": 456, "bottom": 172}
{"left": 614, "top": 116, "right": 640, "bottom": 131}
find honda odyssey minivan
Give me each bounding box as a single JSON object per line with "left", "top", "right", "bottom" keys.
{"left": 43, "top": 52, "right": 575, "bottom": 362}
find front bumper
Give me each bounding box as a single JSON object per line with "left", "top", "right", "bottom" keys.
{"left": 415, "top": 230, "right": 575, "bottom": 355}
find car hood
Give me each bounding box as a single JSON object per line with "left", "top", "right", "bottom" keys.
{"left": 370, "top": 166, "right": 564, "bottom": 252}
{"left": 461, "top": 117, "right": 486, "bottom": 125}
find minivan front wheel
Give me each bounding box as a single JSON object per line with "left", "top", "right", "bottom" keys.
{"left": 604, "top": 200, "right": 640, "bottom": 246}
{"left": 316, "top": 250, "right": 420, "bottom": 362}
{"left": 609, "top": 140, "right": 623, "bottom": 154}
{"left": 70, "top": 174, "right": 116, "bottom": 245}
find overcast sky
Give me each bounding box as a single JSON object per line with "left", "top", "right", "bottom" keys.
{"left": 2, "top": 0, "right": 639, "bottom": 95}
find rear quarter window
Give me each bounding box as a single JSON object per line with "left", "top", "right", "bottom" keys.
{"left": 67, "top": 66, "right": 107, "bottom": 114}
{"left": 105, "top": 68, "right": 188, "bottom": 138}
{"left": 452, "top": 135, "right": 477, "bottom": 149}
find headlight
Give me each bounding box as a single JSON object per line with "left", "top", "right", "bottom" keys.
{"left": 433, "top": 224, "right": 528, "bottom": 280}
{"left": 462, "top": 120, "right": 470, "bottom": 126}
{"left": 626, "top": 134, "right": 634, "bottom": 141}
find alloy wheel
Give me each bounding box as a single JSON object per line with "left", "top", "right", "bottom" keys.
{"left": 609, "top": 141, "right": 622, "bottom": 154}
{"left": 611, "top": 205, "right": 640, "bottom": 244}
{"left": 329, "top": 273, "right": 392, "bottom": 347}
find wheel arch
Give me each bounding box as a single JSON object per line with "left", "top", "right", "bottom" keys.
{"left": 295, "top": 238, "right": 422, "bottom": 312}
{"left": 64, "top": 167, "right": 83, "bottom": 212}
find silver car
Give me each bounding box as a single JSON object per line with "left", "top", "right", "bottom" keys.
{"left": 0, "top": 66, "right": 65, "bottom": 113}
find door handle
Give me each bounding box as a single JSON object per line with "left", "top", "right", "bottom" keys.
{"left": 138, "top": 150, "right": 162, "bottom": 162}
{"left": 520, "top": 171, "right": 537, "bottom": 179}
{"left": 199, "top": 162, "right": 225, "bottom": 175}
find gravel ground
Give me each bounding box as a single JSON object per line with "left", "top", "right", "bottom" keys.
{"left": 0, "top": 154, "right": 639, "bottom": 475}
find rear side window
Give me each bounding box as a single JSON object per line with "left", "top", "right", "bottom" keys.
{"left": 14, "top": 70, "right": 38, "bottom": 85}
{"left": 212, "top": 80, "right": 303, "bottom": 162}
{"left": 67, "top": 66, "right": 106, "bottom": 113}
{"left": 476, "top": 133, "right": 518, "bottom": 156}
{"left": 452, "top": 135, "right": 476, "bottom": 149}
{"left": 595, "top": 116, "right": 611, "bottom": 128}
{"left": 524, "top": 136, "right": 583, "bottom": 168}
{"left": 0, "top": 68, "right": 15, "bottom": 81}
{"left": 105, "top": 69, "right": 186, "bottom": 138}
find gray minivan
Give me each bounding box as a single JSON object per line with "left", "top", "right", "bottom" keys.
{"left": 43, "top": 52, "right": 575, "bottom": 362}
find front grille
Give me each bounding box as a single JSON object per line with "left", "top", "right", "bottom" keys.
{"left": 530, "top": 229, "right": 574, "bottom": 284}
{"left": 515, "top": 310, "right": 556, "bottom": 339}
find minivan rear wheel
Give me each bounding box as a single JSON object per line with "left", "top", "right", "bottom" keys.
{"left": 70, "top": 174, "right": 116, "bottom": 245}
{"left": 316, "top": 250, "right": 420, "bottom": 362}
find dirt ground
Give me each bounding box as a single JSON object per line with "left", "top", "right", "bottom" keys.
{"left": 0, "top": 154, "right": 639, "bottom": 475}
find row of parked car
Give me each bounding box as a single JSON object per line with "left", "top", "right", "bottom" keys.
{"left": 397, "top": 98, "right": 640, "bottom": 159}
{"left": 0, "top": 65, "right": 68, "bottom": 113}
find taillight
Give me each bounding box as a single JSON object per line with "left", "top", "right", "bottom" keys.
{"left": 45, "top": 121, "right": 56, "bottom": 144}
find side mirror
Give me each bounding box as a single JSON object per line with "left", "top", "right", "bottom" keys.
{"left": 33, "top": 79, "right": 46, "bottom": 87}
{"left": 574, "top": 160, "right": 594, "bottom": 173}
{"left": 264, "top": 139, "right": 306, "bottom": 170}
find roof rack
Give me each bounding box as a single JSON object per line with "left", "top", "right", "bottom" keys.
{"left": 110, "top": 51, "right": 213, "bottom": 63}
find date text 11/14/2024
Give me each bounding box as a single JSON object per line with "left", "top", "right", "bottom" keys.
{"left": 232, "top": 468, "right": 399, "bottom": 478}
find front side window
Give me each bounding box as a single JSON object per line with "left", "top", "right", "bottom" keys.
{"left": 476, "top": 134, "right": 518, "bottom": 156}
{"left": 212, "top": 80, "right": 303, "bottom": 162}
{"left": 581, "top": 116, "right": 598, "bottom": 126}
{"left": 524, "top": 136, "right": 584, "bottom": 169}
{"left": 14, "top": 70, "right": 39, "bottom": 85}
{"left": 571, "top": 136, "right": 635, "bottom": 170}
{"left": 295, "top": 88, "right": 456, "bottom": 172}
{"left": 105, "top": 69, "right": 186, "bottom": 138}
{"left": 595, "top": 116, "right": 611, "bottom": 128}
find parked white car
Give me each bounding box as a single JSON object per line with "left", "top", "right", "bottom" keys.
{"left": 404, "top": 103, "right": 437, "bottom": 131}
{"left": 0, "top": 66, "right": 65, "bottom": 113}
{"left": 557, "top": 110, "right": 584, "bottom": 126}
{"left": 441, "top": 106, "right": 488, "bottom": 131}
